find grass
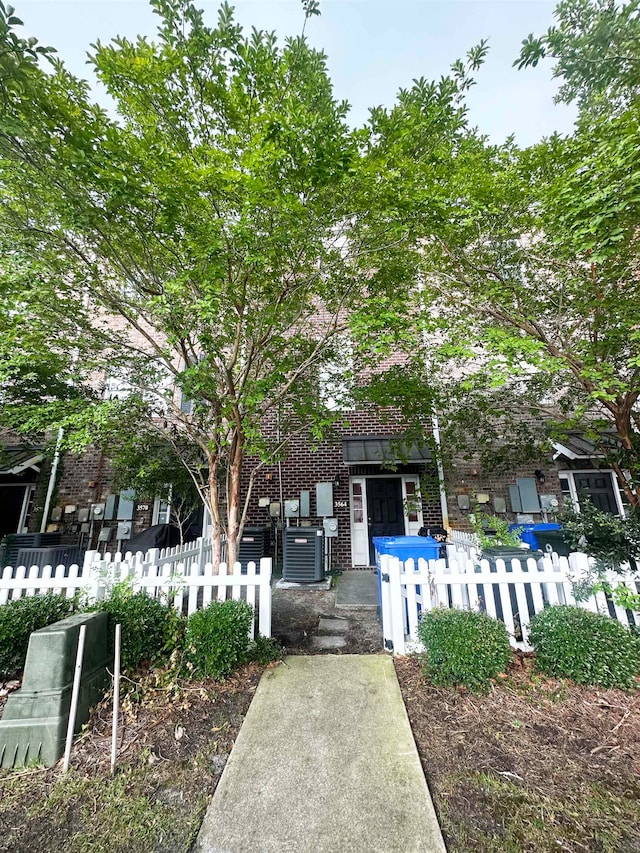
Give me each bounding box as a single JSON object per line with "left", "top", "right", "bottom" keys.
{"left": 442, "top": 773, "right": 640, "bottom": 853}
{"left": 1, "top": 760, "right": 211, "bottom": 853}
{"left": 0, "top": 662, "right": 266, "bottom": 853}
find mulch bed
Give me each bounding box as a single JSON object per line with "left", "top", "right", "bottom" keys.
{"left": 0, "top": 663, "right": 270, "bottom": 853}
{"left": 394, "top": 653, "right": 640, "bottom": 853}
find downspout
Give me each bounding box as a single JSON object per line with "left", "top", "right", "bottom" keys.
{"left": 431, "top": 413, "right": 449, "bottom": 531}
{"left": 40, "top": 427, "right": 64, "bottom": 533}
{"left": 40, "top": 288, "right": 91, "bottom": 533}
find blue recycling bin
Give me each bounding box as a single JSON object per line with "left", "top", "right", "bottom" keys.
{"left": 373, "top": 535, "right": 441, "bottom": 612}
{"left": 509, "top": 522, "right": 561, "bottom": 551}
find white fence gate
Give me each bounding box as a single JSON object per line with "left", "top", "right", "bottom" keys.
{"left": 0, "top": 538, "right": 272, "bottom": 638}
{"left": 379, "top": 550, "right": 640, "bottom": 654}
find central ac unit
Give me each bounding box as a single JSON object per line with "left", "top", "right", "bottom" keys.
{"left": 238, "top": 526, "right": 270, "bottom": 573}
{"left": 282, "top": 527, "right": 324, "bottom": 583}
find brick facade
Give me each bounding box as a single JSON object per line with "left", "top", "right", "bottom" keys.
{"left": 240, "top": 406, "right": 443, "bottom": 569}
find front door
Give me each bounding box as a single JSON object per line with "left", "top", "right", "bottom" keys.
{"left": 574, "top": 472, "right": 619, "bottom": 514}
{"left": 366, "top": 477, "right": 404, "bottom": 564}
{"left": 0, "top": 485, "right": 27, "bottom": 539}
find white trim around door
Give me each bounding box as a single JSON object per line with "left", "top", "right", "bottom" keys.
{"left": 349, "top": 473, "right": 424, "bottom": 567}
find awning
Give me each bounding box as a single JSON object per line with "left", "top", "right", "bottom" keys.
{"left": 552, "top": 432, "right": 603, "bottom": 461}
{"left": 0, "top": 447, "right": 44, "bottom": 475}
{"left": 342, "top": 436, "right": 431, "bottom": 465}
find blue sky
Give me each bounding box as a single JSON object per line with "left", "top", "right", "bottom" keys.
{"left": 17, "top": 0, "right": 577, "bottom": 145}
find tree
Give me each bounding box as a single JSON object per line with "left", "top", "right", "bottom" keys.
{"left": 516, "top": 0, "right": 640, "bottom": 115}
{"left": 410, "top": 110, "right": 640, "bottom": 506}
{"left": 0, "top": 1, "right": 482, "bottom": 564}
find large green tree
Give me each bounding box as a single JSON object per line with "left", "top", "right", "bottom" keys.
{"left": 516, "top": 0, "right": 640, "bottom": 115}
{"left": 401, "top": 0, "right": 640, "bottom": 507}
{"left": 0, "top": 0, "right": 481, "bottom": 563}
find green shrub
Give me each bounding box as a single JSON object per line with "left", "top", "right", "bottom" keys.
{"left": 93, "top": 582, "right": 185, "bottom": 671}
{"left": 0, "top": 593, "right": 79, "bottom": 678}
{"left": 417, "top": 607, "right": 512, "bottom": 692}
{"left": 182, "top": 599, "right": 254, "bottom": 680}
{"left": 528, "top": 605, "right": 640, "bottom": 690}
{"left": 247, "top": 634, "right": 283, "bottom": 665}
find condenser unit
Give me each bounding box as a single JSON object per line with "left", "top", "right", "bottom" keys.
{"left": 282, "top": 527, "right": 324, "bottom": 583}
{"left": 238, "top": 526, "right": 270, "bottom": 573}
{"left": 0, "top": 533, "right": 61, "bottom": 569}
{"left": 15, "top": 546, "right": 83, "bottom": 570}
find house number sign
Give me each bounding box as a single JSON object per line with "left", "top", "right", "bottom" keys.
{"left": 334, "top": 500, "right": 348, "bottom": 508}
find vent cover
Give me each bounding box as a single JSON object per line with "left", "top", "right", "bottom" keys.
{"left": 283, "top": 527, "right": 324, "bottom": 583}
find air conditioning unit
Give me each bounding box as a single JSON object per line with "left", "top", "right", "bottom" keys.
{"left": 238, "top": 526, "right": 270, "bottom": 574}
{"left": 15, "top": 546, "right": 83, "bottom": 571}
{"left": 283, "top": 527, "right": 324, "bottom": 583}
{"left": 0, "top": 533, "right": 61, "bottom": 569}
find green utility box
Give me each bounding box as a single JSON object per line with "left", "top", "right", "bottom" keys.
{"left": 0, "top": 612, "right": 110, "bottom": 768}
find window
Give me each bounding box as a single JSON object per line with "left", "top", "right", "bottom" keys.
{"left": 351, "top": 481, "right": 364, "bottom": 523}
{"left": 404, "top": 481, "right": 419, "bottom": 522}
{"left": 319, "top": 337, "right": 354, "bottom": 412}
{"left": 152, "top": 494, "right": 172, "bottom": 525}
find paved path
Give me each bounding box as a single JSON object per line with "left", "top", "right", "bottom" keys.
{"left": 195, "top": 655, "right": 445, "bottom": 853}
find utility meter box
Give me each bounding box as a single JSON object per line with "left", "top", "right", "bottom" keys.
{"left": 117, "top": 490, "right": 135, "bottom": 521}
{"left": 104, "top": 495, "right": 117, "bottom": 520}
{"left": 116, "top": 521, "right": 132, "bottom": 540}
{"left": 284, "top": 500, "right": 300, "bottom": 518}
{"left": 323, "top": 518, "right": 338, "bottom": 538}
{"left": 316, "top": 483, "right": 334, "bottom": 517}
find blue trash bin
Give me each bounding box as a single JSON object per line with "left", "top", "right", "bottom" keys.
{"left": 509, "top": 522, "right": 561, "bottom": 551}
{"left": 373, "top": 535, "right": 441, "bottom": 612}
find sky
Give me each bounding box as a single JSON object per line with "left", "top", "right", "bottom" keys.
{"left": 16, "top": 0, "right": 577, "bottom": 146}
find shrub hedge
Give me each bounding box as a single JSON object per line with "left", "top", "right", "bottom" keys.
{"left": 0, "top": 593, "right": 79, "bottom": 679}
{"left": 417, "top": 607, "right": 512, "bottom": 692}
{"left": 92, "top": 582, "right": 184, "bottom": 671}
{"left": 182, "top": 599, "right": 254, "bottom": 680}
{"left": 528, "top": 605, "right": 640, "bottom": 690}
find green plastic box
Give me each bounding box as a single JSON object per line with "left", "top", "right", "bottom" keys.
{"left": 0, "top": 611, "right": 110, "bottom": 768}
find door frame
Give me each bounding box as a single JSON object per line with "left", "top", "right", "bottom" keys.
{"left": 349, "top": 473, "right": 423, "bottom": 567}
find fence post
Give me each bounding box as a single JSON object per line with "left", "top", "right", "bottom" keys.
{"left": 258, "top": 557, "right": 272, "bottom": 637}
{"left": 379, "top": 556, "right": 392, "bottom": 652}
{"left": 388, "top": 555, "right": 406, "bottom": 655}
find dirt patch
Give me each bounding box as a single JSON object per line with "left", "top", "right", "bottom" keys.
{"left": 271, "top": 583, "right": 382, "bottom": 654}
{"left": 0, "top": 662, "right": 271, "bottom": 853}
{"left": 394, "top": 653, "right": 640, "bottom": 853}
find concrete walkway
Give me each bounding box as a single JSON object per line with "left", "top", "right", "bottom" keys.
{"left": 195, "top": 655, "right": 445, "bottom": 853}
{"left": 335, "top": 570, "right": 379, "bottom": 609}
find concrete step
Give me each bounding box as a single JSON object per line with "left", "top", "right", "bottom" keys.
{"left": 317, "top": 617, "right": 349, "bottom": 635}
{"left": 311, "top": 635, "right": 346, "bottom": 650}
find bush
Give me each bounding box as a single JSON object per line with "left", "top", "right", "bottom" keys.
{"left": 182, "top": 599, "right": 254, "bottom": 680}
{"left": 529, "top": 605, "right": 640, "bottom": 690}
{"left": 0, "top": 593, "right": 78, "bottom": 678}
{"left": 417, "top": 607, "right": 512, "bottom": 692}
{"left": 247, "top": 634, "right": 283, "bottom": 665}
{"left": 93, "top": 582, "right": 184, "bottom": 671}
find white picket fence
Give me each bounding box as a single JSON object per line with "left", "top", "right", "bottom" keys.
{"left": 448, "top": 530, "right": 480, "bottom": 560}
{"left": 379, "top": 549, "right": 640, "bottom": 654}
{"left": 0, "top": 542, "right": 272, "bottom": 638}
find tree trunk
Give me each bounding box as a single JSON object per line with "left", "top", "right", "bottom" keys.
{"left": 226, "top": 431, "right": 244, "bottom": 569}
{"left": 612, "top": 408, "right": 639, "bottom": 508}
{"left": 207, "top": 453, "right": 223, "bottom": 572}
